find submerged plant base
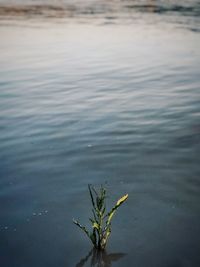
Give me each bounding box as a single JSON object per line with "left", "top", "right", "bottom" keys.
{"left": 73, "top": 185, "right": 128, "bottom": 250}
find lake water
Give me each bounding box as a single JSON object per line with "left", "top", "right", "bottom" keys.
{"left": 0, "top": 1, "right": 200, "bottom": 267}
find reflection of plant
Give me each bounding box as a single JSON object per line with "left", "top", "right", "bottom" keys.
{"left": 73, "top": 185, "right": 128, "bottom": 250}
{"left": 75, "top": 248, "right": 126, "bottom": 267}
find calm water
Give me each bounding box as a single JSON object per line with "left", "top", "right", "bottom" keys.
{"left": 0, "top": 1, "right": 200, "bottom": 267}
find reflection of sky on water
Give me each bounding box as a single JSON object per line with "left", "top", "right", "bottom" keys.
{"left": 0, "top": 19, "right": 199, "bottom": 266}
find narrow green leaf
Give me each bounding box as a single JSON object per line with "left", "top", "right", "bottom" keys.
{"left": 102, "top": 205, "right": 106, "bottom": 216}
{"left": 116, "top": 194, "right": 128, "bottom": 206}
{"left": 91, "top": 186, "right": 98, "bottom": 196}
{"left": 105, "top": 194, "right": 128, "bottom": 226}
{"left": 92, "top": 222, "right": 99, "bottom": 230}
{"left": 88, "top": 184, "right": 95, "bottom": 209}
{"left": 73, "top": 219, "right": 90, "bottom": 238}
{"left": 92, "top": 209, "right": 98, "bottom": 222}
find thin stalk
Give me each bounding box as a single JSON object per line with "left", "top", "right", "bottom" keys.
{"left": 73, "top": 185, "right": 128, "bottom": 250}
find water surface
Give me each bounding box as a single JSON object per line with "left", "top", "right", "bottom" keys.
{"left": 0, "top": 1, "right": 200, "bottom": 267}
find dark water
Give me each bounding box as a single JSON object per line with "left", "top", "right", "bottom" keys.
{"left": 0, "top": 1, "right": 200, "bottom": 267}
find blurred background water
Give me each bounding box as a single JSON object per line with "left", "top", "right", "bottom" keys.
{"left": 0, "top": 1, "right": 200, "bottom": 267}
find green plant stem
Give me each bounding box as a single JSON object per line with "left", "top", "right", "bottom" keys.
{"left": 73, "top": 185, "right": 128, "bottom": 250}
